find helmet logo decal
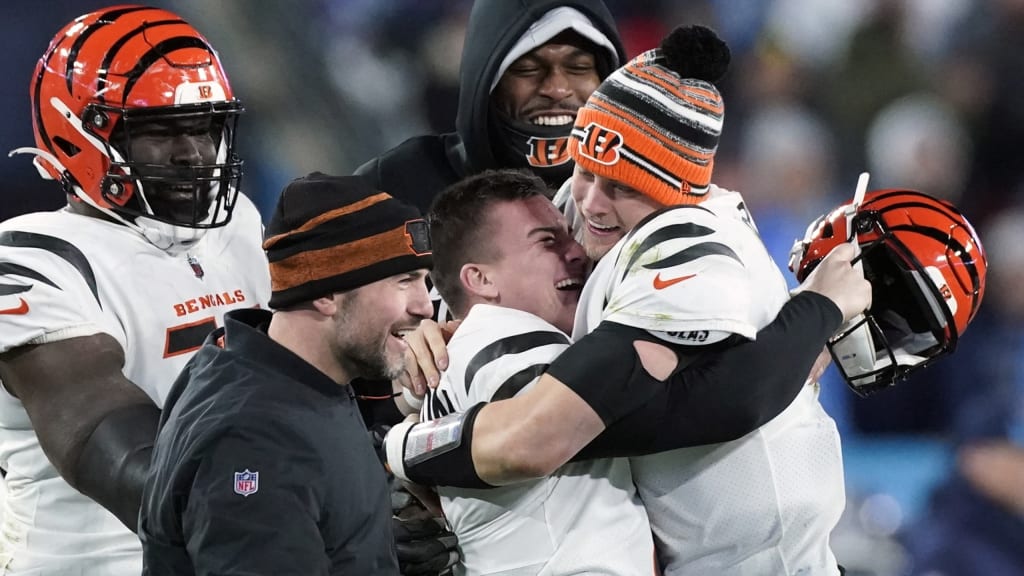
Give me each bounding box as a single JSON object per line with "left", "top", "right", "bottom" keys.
{"left": 926, "top": 266, "right": 956, "bottom": 312}
{"left": 174, "top": 80, "right": 226, "bottom": 105}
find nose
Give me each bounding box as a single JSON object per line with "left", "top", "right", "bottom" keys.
{"left": 565, "top": 237, "right": 587, "bottom": 265}
{"left": 576, "top": 177, "right": 612, "bottom": 218}
{"left": 408, "top": 277, "right": 434, "bottom": 320}
{"left": 170, "top": 134, "right": 206, "bottom": 166}
{"left": 539, "top": 68, "right": 573, "bottom": 101}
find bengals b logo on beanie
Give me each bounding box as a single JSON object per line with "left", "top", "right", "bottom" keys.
{"left": 263, "top": 172, "right": 432, "bottom": 309}
{"left": 569, "top": 25, "right": 730, "bottom": 206}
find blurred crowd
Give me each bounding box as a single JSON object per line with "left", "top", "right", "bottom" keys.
{"left": 3, "top": 0, "right": 1024, "bottom": 574}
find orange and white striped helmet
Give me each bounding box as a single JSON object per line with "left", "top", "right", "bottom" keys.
{"left": 19, "top": 5, "right": 244, "bottom": 246}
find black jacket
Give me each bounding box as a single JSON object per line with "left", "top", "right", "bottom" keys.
{"left": 354, "top": 0, "right": 625, "bottom": 214}
{"left": 140, "top": 308, "right": 398, "bottom": 575}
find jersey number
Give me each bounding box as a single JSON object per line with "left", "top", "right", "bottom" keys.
{"left": 164, "top": 316, "right": 218, "bottom": 358}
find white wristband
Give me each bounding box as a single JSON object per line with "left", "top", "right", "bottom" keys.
{"left": 402, "top": 387, "right": 424, "bottom": 411}
{"left": 385, "top": 421, "right": 415, "bottom": 482}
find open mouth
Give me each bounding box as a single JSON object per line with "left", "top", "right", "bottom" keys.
{"left": 390, "top": 328, "right": 416, "bottom": 345}
{"left": 586, "top": 219, "right": 620, "bottom": 235}
{"left": 555, "top": 277, "right": 585, "bottom": 291}
{"left": 530, "top": 114, "right": 575, "bottom": 127}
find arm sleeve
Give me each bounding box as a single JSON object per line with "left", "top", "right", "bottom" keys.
{"left": 182, "top": 424, "right": 329, "bottom": 576}
{"left": 393, "top": 292, "right": 841, "bottom": 487}
{"left": 565, "top": 291, "right": 843, "bottom": 459}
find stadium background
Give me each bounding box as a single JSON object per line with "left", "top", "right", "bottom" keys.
{"left": 3, "top": 1, "right": 1022, "bottom": 574}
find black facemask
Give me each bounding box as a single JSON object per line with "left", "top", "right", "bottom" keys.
{"left": 488, "top": 106, "right": 575, "bottom": 191}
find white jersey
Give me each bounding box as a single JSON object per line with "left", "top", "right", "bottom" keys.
{"left": 422, "top": 304, "right": 656, "bottom": 576}
{"left": 0, "top": 195, "right": 270, "bottom": 576}
{"left": 570, "top": 186, "right": 845, "bottom": 576}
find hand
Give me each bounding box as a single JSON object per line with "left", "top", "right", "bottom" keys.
{"left": 392, "top": 481, "right": 460, "bottom": 575}
{"left": 396, "top": 320, "right": 462, "bottom": 396}
{"left": 793, "top": 243, "right": 872, "bottom": 325}
{"left": 805, "top": 347, "right": 832, "bottom": 385}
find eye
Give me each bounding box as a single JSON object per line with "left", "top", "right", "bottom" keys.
{"left": 509, "top": 65, "right": 540, "bottom": 77}
{"left": 614, "top": 184, "right": 640, "bottom": 197}
{"left": 188, "top": 125, "right": 214, "bottom": 138}
{"left": 395, "top": 273, "right": 419, "bottom": 287}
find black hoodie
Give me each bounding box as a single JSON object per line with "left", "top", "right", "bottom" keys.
{"left": 354, "top": 0, "right": 626, "bottom": 214}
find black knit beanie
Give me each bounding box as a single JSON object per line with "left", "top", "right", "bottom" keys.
{"left": 263, "top": 172, "right": 432, "bottom": 309}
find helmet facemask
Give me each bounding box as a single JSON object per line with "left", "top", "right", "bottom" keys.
{"left": 828, "top": 218, "right": 957, "bottom": 395}
{"left": 93, "top": 101, "right": 243, "bottom": 233}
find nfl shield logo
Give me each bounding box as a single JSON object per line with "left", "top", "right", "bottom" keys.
{"left": 234, "top": 469, "right": 259, "bottom": 497}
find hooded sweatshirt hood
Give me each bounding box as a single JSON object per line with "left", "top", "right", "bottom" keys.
{"left": 451, "top": 0, "right": 626, "bottom": 180}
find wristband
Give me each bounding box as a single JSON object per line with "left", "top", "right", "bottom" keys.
{"left": 402, "top": 387, "right": 425, "bottom": 411}
{"left": 385, "top": 403, "right": 492, "bottom": 489}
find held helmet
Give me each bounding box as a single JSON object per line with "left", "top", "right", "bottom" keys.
{"left": 790, "top": 189, "right": 987, "bottom": 395}
{"left": 13, "top": 5, "right": 243, "bottom": 252}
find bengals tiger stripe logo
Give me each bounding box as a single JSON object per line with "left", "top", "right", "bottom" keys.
{"left": 526, "top": 136, "right": 570, "bottom": 167}
{"left": 576, "top": 122, "right": 623, "bottom": 165}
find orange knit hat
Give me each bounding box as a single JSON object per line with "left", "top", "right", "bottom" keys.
{"left": 568, "top": 25, "right": 729, "bottom": 206}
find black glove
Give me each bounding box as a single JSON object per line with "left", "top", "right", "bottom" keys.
{"left": 371, "top": 425, "right": 460, "bottom": 575}
{"left": 392, "top": 482, "right": 460, "bottom": 575}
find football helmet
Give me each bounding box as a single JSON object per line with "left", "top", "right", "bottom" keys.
{"left": 790, "top": 189, "right": 987, "bottom": 395}
{"left": 12, "top": 5, "right": 243, "bottom": 252}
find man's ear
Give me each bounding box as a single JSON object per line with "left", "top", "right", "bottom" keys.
{"left": 312, "top": 293, "right": 340, "bottom": 317}
{"left": 460, "top": 263, "right": 498, "bottom": 301}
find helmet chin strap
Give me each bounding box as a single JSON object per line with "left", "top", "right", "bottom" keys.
{"left": 134, "top": 215, "right": 207, "bottom": 255}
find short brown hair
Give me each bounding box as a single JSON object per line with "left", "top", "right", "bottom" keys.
{"left": 428, "top": 169, "right": 552, "bottom": 317}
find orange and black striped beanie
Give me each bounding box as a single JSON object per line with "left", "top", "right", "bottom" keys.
{"left": 263, "top": 172, "right": 432, "bottom": 309}
{"left": 568, "top": 25, "right": 730, "bottom": 206}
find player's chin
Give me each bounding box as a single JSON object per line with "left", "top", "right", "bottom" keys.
{"left": 582, "top": 234, "right": 616, "bottom": 261}
{"left": 376, "top": 351, "right": 407, "bottom": 383}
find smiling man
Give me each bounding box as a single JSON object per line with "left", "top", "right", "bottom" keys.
{"left": 355, "top": 0, "right": 625, "bottom": 214}
{"left": 140, "top": 173, "right": 434, "bottom": 575}
{"left": 422, "top": 168, "right": 655, "bottom": 574}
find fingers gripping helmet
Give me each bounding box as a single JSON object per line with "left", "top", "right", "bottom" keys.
{"left": 15, "top": 5, "right": 243, "bottom": 252}
{"left": 790, "top": 189, "right": 987, "bottom": 395}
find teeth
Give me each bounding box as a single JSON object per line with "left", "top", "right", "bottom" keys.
{"left": 531, "top": 115, "right": 574, "bottom": 126}
{"left": 555, "top": 278, "right": 583, "bottom": 289}
{"left": 588, "top": 219, "right": 617, "bottom": 231}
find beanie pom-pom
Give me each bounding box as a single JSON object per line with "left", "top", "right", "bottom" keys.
{"left": 660, "top": 25, "right": 730, "bottom": 83}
